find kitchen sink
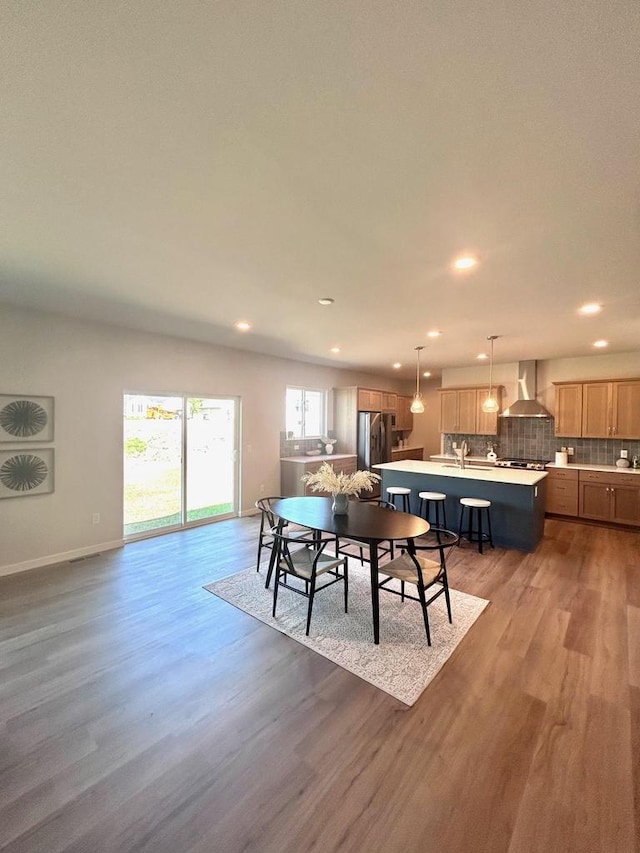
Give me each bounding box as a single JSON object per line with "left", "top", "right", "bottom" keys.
{"left": 441, "top": 463, "right": 494, "bottom": 470}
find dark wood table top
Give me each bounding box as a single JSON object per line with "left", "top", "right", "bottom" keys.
{"left": 271, "top": 496, "right": 430, "bottom": 542}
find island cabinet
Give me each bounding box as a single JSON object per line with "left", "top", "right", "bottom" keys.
{"left": 280, "top": 455, "right": 357, "bottom": 497}
{"left": 439, "top": 386, "right": 503, "bottom": 435}
{"left": 578, "top": 470, "right": 640, "bottom": 526}
{"left": 545, "top": 467, "right": 579, "bottom": 516}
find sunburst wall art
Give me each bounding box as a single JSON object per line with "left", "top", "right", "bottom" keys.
{"left": 0, "top": 448, "right": 54, "bottom": 499}
{"left": 0, "top": 395, "right": 54, "bottom": 443}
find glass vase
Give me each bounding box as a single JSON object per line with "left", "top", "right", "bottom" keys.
{"left": 331, "top": 493, "right": 349, "bottom": 515}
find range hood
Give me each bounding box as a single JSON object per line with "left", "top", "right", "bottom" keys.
{"left": 500, "top": 361, "right": 552, "bottom": 418}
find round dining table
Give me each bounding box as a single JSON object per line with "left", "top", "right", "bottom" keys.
{"left": 271, "top": 496, "right": 430, "bottom": 644}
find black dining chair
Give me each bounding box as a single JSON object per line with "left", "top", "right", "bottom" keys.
{"left": 376, "top": 527, "right": 458, "bottom": 645}
{"left": 336, "top": 497, "right": 396, "bottom": 566}
{"left": 255, "top": 496, "right": 307, "bottom": 573}
{"left": 271, "top": 528, "right": 348, "bottom": 636}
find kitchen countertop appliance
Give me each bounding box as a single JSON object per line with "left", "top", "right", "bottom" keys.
{"left": 495, "top": 457, "right": 549, "bottom": 471}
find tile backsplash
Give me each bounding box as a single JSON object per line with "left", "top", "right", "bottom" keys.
{"left": 280, "top": 432, "right": 337, "bottom": 458}
{"left": 444, "top": 418, "right": 640, "bottom": 466}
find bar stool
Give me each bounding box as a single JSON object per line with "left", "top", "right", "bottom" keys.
{"left": 386, "top": 486, "right": 411, "bottom": 512}
{"left": 458, "top": 497, "right": 494, "bottom": 554}
{"left": 418, "top": 491, "right": 447, "bottom": 528}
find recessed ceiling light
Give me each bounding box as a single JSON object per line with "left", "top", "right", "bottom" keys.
{"left": 330, "top": 346, "right": 341, "bottom": 353}
{"left": 427, "top": 330, "right": 441, "bottom": 338}
{"left": 593, "top": 339, "right": 608, "bottom": 348}
{"left": 235, "top": 321, "right": 251, "bottom": 331}
{"left": 579, "top": 303, "right": 602, "bottom": 315}
{"left": 393, "top": 362, "right": 402, "bottom": 369}
{"left": 422, "top": 371, "right": 431, "bottom": 378}
{"left": 318, "top": 297, "right": 334, "bottom": 306}
{"left": 477, "top": 353, "right": 488, "bottom": 360}
{"left": 452, "top": 255, "right": 478, "bottom": 272}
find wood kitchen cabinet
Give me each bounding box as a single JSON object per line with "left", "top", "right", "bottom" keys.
{"left": 439, "top": 386, "right": 502, "bottom": 435}
{"left": 545, "top": 467, "right": 579, "bottom": 516}
{"left": 578, "top": 470, "right": 640, "bottom": 526}
{"left": 381, "top": 391, "right": 397, "bottom": 412}
{"left": 391, "top": 447, "right": 424, "bottom": 462}
{"left": 280, "top": 455, "right": 357, "bottom": 497}
{"left": 555, "top": 379, "right": 640, "bottom": 439}
{"left": 394, "top": 395, "right": 414, "bottom": 431}
{"left": 553, "top": 383, "right": 583, "bottom": 437}
{"left": 357, "top": 388, "right": 383, "bottom": 411}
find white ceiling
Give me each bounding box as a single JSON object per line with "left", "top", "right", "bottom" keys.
{"left": 2, "top": 1, "right": 639, "bottom": 380}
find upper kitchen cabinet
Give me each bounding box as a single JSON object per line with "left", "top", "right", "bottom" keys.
{"left": 582, "top": 380, "right": 640, "bottom": 439}
{"left": 439, "top": 388, "right": 479, "bottom": 434}
{"left": 439, "top": 386, "right": 502, "bottom": 435}
{"left": 395, "top": 395, "right": 414, "bottom": 431}
{"left": 381, "top": 391, "right": 398, "bottom": 412}
{"left": 475, "top": 388, "right": 501, "bottom": 436}
{"left": 553, "top": 383, "right": 583, "bottom": 437}
{"left": 357, "top": 388, "right": 383, "bottom": 411}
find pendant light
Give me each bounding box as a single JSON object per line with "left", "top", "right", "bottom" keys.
{"left": 481, "top": 335, "right": 500, "bottom": 413}
{"left": 410, "top": 346, "right": 425, "bottom": 414}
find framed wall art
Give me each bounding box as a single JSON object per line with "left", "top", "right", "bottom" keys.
{"left": 0, "top": 394, "right": 54, "bottom": 443}
{"left": 0, "top": 448, "right": 55, "bottom": 499}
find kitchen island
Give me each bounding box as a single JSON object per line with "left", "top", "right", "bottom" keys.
{"left": 374, "top": 460, "right": 547, "bottom": 552}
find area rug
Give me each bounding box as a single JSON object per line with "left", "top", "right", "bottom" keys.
{"left": 203, "top": 564, "right": 489, "bottom": 706}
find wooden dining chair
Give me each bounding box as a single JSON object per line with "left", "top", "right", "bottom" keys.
{"left": 376, "top": 528, "right": 458, "bottom": 645}
{"left": 271, "top": 529, "right": 348, "bottom": 636}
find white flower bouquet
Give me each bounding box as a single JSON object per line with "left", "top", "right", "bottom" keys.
{"left": 301, "top": 462, "right": 381, "bottom": 496}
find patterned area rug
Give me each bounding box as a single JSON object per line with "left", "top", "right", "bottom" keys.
{"left": 204, "top": 564, "right": 489, "bottom": 706}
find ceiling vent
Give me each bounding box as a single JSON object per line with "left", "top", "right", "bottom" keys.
{"left": 501, "top": 361, "right": 552, "bottom": 418}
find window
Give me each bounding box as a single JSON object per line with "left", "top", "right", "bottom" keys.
{"left": 286, "top": 387, "right": 326, "bottom": 439}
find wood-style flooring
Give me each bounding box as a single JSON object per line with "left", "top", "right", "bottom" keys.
{"left": 0, "top": 516, "right": 638, "bottom": 852}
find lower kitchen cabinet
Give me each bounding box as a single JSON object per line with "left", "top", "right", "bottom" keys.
{"left": 578, "top": 470, "right": 640, "bottom": 526}
{"left": 545, "top": 467, "right": 579, "bottom": 516}
{"left": 391, "top": 447, "right": 424, "bottom": 462}
{"left": 280, "top": 455, "right": 357, "bottom": 497}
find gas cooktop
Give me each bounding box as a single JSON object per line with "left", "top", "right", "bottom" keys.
{"left": 495, "top": 458, "right": 549, "bottom": 471}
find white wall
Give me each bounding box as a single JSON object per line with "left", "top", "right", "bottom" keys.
{"left": 0, "top": 303, "right": 413, "bottom": 575}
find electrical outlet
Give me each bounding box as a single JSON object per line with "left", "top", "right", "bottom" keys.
{"left": 621, "top": 449, "right": 628, "bottom": 459}
{"left": 259, "top": 483, "right": 265, "bottom": 492}
{"left": 294, "top": 444, "right": 299, "bottom": 450}
{"left": 92, "top": 513, "right": 100, "bottom": 524}
{"left": 567, "top": 447, "right": 574, "bottom": 456}
{"left": 452, "top": 442, "right": 457, "bottom": 449}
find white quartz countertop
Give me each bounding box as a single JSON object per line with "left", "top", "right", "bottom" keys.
{"left": 547, "top": 462, "right": 640, "bottom": 475}
{"left": 374, "top": 459, "right": 548, "bottom": 486}
{"left": 281, "top": 453, "right": 356, "bottom": 464}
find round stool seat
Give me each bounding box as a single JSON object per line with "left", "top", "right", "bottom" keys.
{"left": 459, "top": 497, "right": 491, "bottom": 508}
{"left": 419, "top": 491, "right": 446, "bottom": 501}
{"left": 386, "top": 486, "right": 411, "bottom": 512}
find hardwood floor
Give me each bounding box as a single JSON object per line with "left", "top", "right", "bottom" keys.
{"left": 0, "top": 516, "right": 638, "bottom": 852}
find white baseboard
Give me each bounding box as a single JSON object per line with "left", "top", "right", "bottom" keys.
{"left": 239, "top": 507, "right": 260, "bottom": 518}
{"left": 0, "top": 539, "right": 124, "bottom": 578}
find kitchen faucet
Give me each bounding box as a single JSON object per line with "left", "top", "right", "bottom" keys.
{"left": 459, "top": 440, "right": 468, "bottom": 469}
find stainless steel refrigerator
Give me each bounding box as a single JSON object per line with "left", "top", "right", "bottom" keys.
{"left": 357, "top": 411, "right": 393, "bottom": 496}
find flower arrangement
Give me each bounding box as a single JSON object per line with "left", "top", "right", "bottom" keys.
{"left": 301, "top": 462, "right": 381, "bottom": 496}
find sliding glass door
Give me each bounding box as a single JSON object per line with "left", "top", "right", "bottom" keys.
{"left": 123, "top": 394, "right": 239, "bottom": 538}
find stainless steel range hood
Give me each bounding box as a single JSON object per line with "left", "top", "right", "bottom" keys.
{"left": 501, "top": 360, "right": 552, "bottom": 418}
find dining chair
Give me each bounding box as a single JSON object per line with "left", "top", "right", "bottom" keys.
{"left": 376, "top": 527, "right": 458, "bottom": 645}
{"left": 255, "top": 496, "right": 307, "bottom": 573}
{"left": 336, "top": 498, "right": 396, "bottom": 566}
{"left": 271, "top": 529, "right": 348, "bottom": 636}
